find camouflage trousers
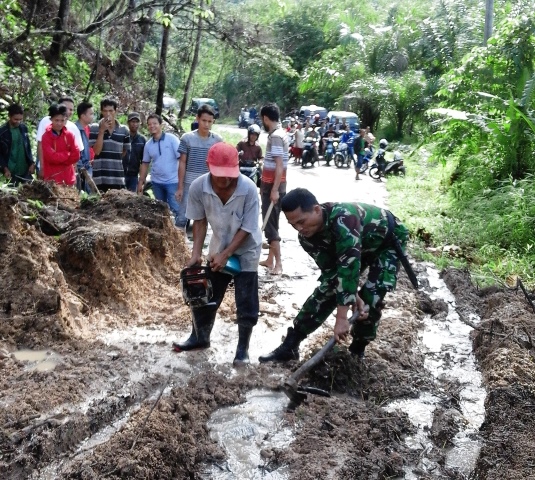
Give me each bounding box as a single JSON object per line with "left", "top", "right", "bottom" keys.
{"left": 293, "top": 232, "right": 407, "bottom": 345}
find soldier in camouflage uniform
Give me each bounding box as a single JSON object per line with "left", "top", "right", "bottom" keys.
{"left": 259, "top": 187, "right": 409, "bottom": 362}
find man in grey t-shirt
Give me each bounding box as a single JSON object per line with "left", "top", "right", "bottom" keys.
{"left": 175, "top": 104, "right": 222, "bottom": 229}
{"left": 172, "top": 143, "right": 261, "bottom": 366}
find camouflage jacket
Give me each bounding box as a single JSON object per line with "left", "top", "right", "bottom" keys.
{"left": 299, "top": 202, "right": 402, "bottom": 306}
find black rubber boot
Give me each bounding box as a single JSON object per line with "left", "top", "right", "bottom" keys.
{"left": 233, "top": 325, "right": 253, "bottom": 366}
{"left": 348, "top": 338, "right": 368, "bottom": 359}
{"left": 258, "top": 327, "right": 303, "bottom": 363}
{"left": 172, "top": 310, "right": 215, "bottom": 352}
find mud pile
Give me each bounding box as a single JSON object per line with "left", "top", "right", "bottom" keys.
{"left": 442, "top": 269, "right": 535, "bottom": 480}
{"left": 0, "top": 183, "right": 190, "bottom": 346}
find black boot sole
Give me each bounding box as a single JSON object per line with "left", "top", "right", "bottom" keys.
{"left": 258, "top": 354, "right": 299, "bottom": 363}
{"left": 172, "top": 342, "right": 210, "bottom": 352}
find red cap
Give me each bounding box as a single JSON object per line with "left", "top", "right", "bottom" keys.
{"left": 207, "top": 143, "right": 240, "bottom": 178}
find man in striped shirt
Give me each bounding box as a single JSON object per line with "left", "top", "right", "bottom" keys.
{"left": 175, "top": 104, "right": 222, "bottom": 229}
{"left": 89, "top": 98, "right": 130, "bottom": 192}
{"left": 259, "top": 103, "right": 289, "bottom": 275}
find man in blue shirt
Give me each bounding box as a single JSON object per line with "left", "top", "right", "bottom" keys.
{"left": 340, "top": 124, "right": 355, "bottom": 162}
{"left": 75, "top": 101, "right": 94, "bottom": 193}
{"left": 137, "top": 114, "right": 181, "bottom": 225}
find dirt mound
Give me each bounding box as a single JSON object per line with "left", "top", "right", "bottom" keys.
{"left": 58, "top": 191, "right": 189, "bottom": 321}
{"left": 0, "top": 185, "right": 190, "bottom": 346}
{"left": 442, "top": 268, "right": 535, "bottom": 480}
{"left": 276, "top": 396, "right": 415, "bottom": 479}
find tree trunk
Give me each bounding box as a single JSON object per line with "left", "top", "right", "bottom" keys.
{"left": 49, "top": 0, "right": 71, "bottom": 65}
{"left": 396, "top": 111, "right": 405, "bottom": 139}
{"left": 178, "top": 0, "right": 204, "bottom": 122}
{"left": 115, "top": 2, "right": 154, "bottom": 78}
{"left": 17, "top": 0, "right": 41, "bottom": 41}
{"left": 155, "top": 2, "right": 171, "bottom": 115}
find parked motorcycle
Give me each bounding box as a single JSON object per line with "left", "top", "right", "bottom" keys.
{"left": 368, "top": 150, "right": 406, "bottom": 179}
{"left": 333, "top": 142, "right": 352, "bottom": 168}
{"left": 239, "top": 159, "right": 262, "bottom": 188}
{"left": 322, "top": 137, "right": 338, "bottom": 166}
{"left": 301, "top": 137, "right": 319, "bottom": 168}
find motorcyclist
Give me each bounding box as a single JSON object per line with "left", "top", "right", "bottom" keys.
{"left": 377, "top": 138, "right": 388, "bottom": 157}
{"left": 239, "top": 106, "right": 250, "bottom": 128}
{"left": 303, "top": 125, "right": 320, "bottom": 164}
{"left": 237, "top": 124, "right": 263, "bottom": 166}
{"left": 339, "top": 125, "right": 355, "bottom": 161}
{"left": 374, "top": 139, "right": 389, "bottom": 169}
{"left": 321, "top": 125, "right": 339, "bottom": 166}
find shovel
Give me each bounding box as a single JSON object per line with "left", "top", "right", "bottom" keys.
{"left": 262, "top": 201, "right": 275, "bottom": 231}
{"left": 282, "top": 309, "right": 362, "bottom": 410}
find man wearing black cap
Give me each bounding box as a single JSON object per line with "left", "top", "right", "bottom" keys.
{"left": 124, "top": 112, "right": 146, "bottom": 192}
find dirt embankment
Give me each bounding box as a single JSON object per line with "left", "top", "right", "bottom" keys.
{"left": 1, "top": 183, "right": 534, "bottom": 479}
{"left": 441, "top": 269, "right": 535, "bottom": 480}
{"left": 0, "top": 182, "right": 190, "bottom": 345}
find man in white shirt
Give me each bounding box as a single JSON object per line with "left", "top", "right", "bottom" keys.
{"left": 292, "top": 122, "right": 304, "bottom": 165}
{"left": 36, "top": 96, "right": 83, "bottom": 177}
{"left": 172, "top": 142, "right": 261, "bottom": 366}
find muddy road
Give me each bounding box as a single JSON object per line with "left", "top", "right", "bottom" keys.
{"left": 1, "top": 163, "right": 534, "bottom": 479}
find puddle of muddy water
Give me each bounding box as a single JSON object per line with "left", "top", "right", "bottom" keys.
{"left": 12, "top": 349, "right": 59, "bottom": 371}
{"left": 385, "top": 264, "right": 486, "bottom": 478}
{"left": 203, "top": 389, "right": 292, "bottom": 479}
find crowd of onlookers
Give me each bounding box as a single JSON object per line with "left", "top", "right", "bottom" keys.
{"left": 0, "top": 98, "right": 225, "bottom": 229}
{"left": 283, "top": 115, "right": 376, "bottom": 180}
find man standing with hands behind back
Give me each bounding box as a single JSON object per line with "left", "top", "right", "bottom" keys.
{"left": 259, "top": 103, "right": 289, "bottom": 275}
{"left": 124, "top": 112, "right": 146, "bottom": 192}
{"left": 174, "top": 104, "right": 222, "bottom": 231}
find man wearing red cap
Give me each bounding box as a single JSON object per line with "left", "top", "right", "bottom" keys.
{"left": 172, "top": 142, "right": 262, "bottom": 366}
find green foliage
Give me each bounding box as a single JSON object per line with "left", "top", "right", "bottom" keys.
{"left": 431, "top": 7, "right": 535, "bottom": 189}
{"left": 387, "top": 146, "right": 535, "bottom": 287}
{"left": 385, "top": 71, "right": 429, "bottom": 138}
{"left": 416, "top": 0, "right": 485, "bottom": 75}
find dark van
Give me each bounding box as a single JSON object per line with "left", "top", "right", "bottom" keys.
{"left": 189, "top": 98, "right": 220, "bottom": 119}
{"left": 298, "top": 105, "right": 328, "bottom": 121}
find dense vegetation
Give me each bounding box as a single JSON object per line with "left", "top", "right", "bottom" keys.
{"left": 0, "top": 0, "right": 534, "bottom": 284}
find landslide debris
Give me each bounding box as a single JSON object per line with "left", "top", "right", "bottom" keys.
{"left": 0, "top": 183, "right": 190, "bottom": 346}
